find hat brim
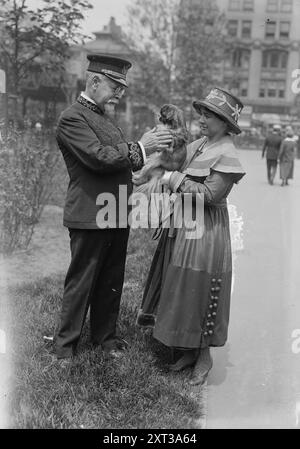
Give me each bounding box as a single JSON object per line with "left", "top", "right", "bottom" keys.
{"left": 102, "top": 73, "right": 128, "bottom": 88}
{"left": 193, "top": 100, "right": 241, "bottom": 135}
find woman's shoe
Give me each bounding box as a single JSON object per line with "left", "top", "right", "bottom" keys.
{"left": 169, "top": 350, "right": 198, "bottom": 372}
{"left": 189, "top": 348, "right": 212, "bottom": 386}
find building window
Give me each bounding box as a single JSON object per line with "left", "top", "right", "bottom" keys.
{"left": 266, "top": 0, "right": 279, "bottom": 12}
{"left": 281, "top": 52, "right": 288, "bottom": 68}
{"left": 260, "top": 80, "right": 286, "bottom": 98}
{"left": 270, "top": 52, "right": 279, "bottom": 67}
{"left": 280, "top": 0, "right": 293, "bottom": 12}
{"left": 229, "top": 0, "right": 241, "bottom": 10}
{"left": 265, "top": 21, "right": 276, "bottom": 39}
{"left": 240, "top": 80, "right": 248, "bottom": 97}
{"left": 232, "top": 48, "right": 251, "bottom": 68}
{"left": 227, "top": 20, "right": 239, "bottom": 37}
{"left": 243, "top": 0, "right": 254, "bottom": 10}
{"left": 259, "top": 88, "right": 265, "bottom": 98}
{"left": 241, "top": 20, "right": 252, "bottom": 38}
{"left": 279, "top": 21, "right": 290, "bottom": 39}
{"left": 262, "top": 50, "right": 288, "bottom": 69}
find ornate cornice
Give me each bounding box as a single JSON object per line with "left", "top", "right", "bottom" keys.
{"left": 225, "top": 38, "right": 300, "bottom": 51}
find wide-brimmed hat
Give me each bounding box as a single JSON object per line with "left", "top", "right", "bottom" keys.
{"left": 193, "top": 87, "right": 244, "bottom": 135}
{"left": 87, "top": 54, "right": 132, "bottom": 87}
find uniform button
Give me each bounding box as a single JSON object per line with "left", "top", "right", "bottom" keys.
{"left": 211, "top": 287, "right": 215, "bottom": 292}
{"left": 212, "top": 312, "right": 217, "bottom": 316}
{"left": 208, "top": 330, "right": 213, "bottom": 335}
{"left": 211, "top": 295, "right": 214, "bottom": 299}
{"left": 210, "top": 321, "right": 214, "bottom": 326}
{"left": 209, "top": 304, "right": 213, "bottom": 309}
{"left": 217, "top": 278, "right": 222, "bottom": 283}
{"left": 207, "top": 313, "right": 212, "bottom": 318}
{"left": 204, "top": 331, "right": 208, "bottom": 336}
{"left": 215, "top": 286, "right": 220, "bottom": 291}
{"left": 214, "top": 296, "right": 218, "bottom": 300}
{"left": 206, "top": 321, "right": 210, "bottom": 326}
{"left": 212, "top": 278, "right": 216, "bottom": 283}
{"left": 213, "top": 303, "right": 218, "bottom": 307}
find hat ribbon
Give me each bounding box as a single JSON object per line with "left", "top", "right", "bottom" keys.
{"left": 206, "top": 90, "right": 242, "bottom": 121}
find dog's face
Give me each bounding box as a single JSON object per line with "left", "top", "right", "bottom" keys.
{"left": 159, "top": 104, "right": 187, "bottom": 131}
{"left": 158, "top": 104, "right": 188, "bottom": 149}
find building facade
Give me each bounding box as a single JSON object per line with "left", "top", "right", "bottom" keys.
{"left": 216, "top": 0, "right": 300, "bottom": 126}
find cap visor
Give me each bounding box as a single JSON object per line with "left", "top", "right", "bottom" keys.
{"left": 104, "top": 73, "right": 128, "bottom": 87}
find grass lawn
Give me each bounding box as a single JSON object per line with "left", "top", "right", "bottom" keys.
{"left": 6, "top": 228, "right": 205, "bottom": 429}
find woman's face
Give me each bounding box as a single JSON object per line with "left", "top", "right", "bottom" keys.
{"left": 198, "top": 107, "right": 228, "bottom": 138}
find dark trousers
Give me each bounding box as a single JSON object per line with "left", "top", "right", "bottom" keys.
{"left": 55, "top": 228, "right": 130, "bottom": 358}
{"left": 266, "top": 159, "right": 278, "bottom": 184}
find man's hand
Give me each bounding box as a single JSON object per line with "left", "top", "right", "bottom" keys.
{"left": 139, "top": 127, "right": 173, "bottom": 155}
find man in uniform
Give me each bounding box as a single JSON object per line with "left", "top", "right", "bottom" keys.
{"left": 262, "top": 124, "right": 282, "bottom": 185}
{"left": 55, "top": 54, "right": 172, "bottom": 364}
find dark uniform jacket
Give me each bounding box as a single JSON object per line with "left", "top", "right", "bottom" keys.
{"left": 56, "top": 95, "right": 144, "bottom": 229}
{"left": 262, "top": 133, "right": 282, "bottom": 160}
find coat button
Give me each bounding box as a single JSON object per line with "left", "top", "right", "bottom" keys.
{"left": 213, "top": 303, "right": 218, "bottom": 308}
{"left": 204, "top": 331, "right": 208, "bottom": 336}
{"left": 217, "top": 278, "right": 222, "bottom": 283}
{"left": 209, "top": 304, "right": 213, "bottom": 309}
{"left": 215, "top": 286, "right": 220, "bottom": 291}
{"left": 208, "top": 330, "right": 213, "bottom": 335}
{"left": 210, "top": 321, "right": 214, "bottom": 326}
{"left": 212, "top": 312, "right": 217, "bottom": 316}
{"left": 212, "top": 278, "right": 216, "bottom": 283}
{"left": 211, "top": 287, "right": 215, "bottom": 292}
{"left": 207, "top": 313, "right": 212, "bottom": 318}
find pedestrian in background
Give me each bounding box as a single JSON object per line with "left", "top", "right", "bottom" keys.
{"left": 262, "top": 124, "right": 282, "bottom": 185}
{"left": 278, "top": 126, "right": 297, "bottom": 186}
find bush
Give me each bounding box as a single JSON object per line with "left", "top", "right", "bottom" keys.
{"left": 0, "top": 128, "right": 59, "bottom": 254}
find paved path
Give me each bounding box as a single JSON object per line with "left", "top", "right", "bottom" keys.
{"left": 206, "top": 150, "right": 300, "bottom": 429}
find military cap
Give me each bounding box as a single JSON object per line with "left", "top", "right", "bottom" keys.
{"left": 87, "top": 53, "right": 132, "bottom": 87}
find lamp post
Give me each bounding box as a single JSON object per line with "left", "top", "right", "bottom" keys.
{"left": 0, "top": 65, "right": 8, "bottom": 140}
{"left": 0, "top": 17, "right": 8, "bottom": 139}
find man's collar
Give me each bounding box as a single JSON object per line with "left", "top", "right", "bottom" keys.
{"left": 77, "top": 92, "right": 104, "bottom": 115}
{"left": 81, "top": 92, "right": 96, "bottom": 105}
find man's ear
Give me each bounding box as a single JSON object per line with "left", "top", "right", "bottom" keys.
{"left": 92, "top": 75, "right": 101, "bottom": 87}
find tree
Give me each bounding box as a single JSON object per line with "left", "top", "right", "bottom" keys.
{"left": 124, "top": 0, "right": 226, "bottom": 129}
{"left": 0, "top": 0, "right": 92, "bottom": 117}
{"left": 125, "top": 0, "right": 179, "bottom": 110}
{"left": 175, "top": 0, "right": 226, "bottom": 126}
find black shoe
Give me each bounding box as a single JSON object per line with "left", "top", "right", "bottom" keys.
{"left": 169, "top": 350, "right": 198, "bottom": 372}
{"left": 56, "top": 357, "right": 73, "bottom": 369}
{"left": 104, "top": 348, "right": 125, "bottom": 359}
{"left": 189, "top": 348, "right": 212, "bottom": 386}
{"left": 101, "top": 336, "right": 129, "bottom": 352}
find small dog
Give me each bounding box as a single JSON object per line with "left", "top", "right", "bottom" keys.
{"left": 133, "top": 104, "right": 188, "bottom": 186}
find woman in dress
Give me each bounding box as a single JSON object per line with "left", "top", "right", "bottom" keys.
{"left": 136, "top": 88, "right": 246, "bottom": 386}
{"left": 278, "top": 126, "right": 297, "bottom": 186}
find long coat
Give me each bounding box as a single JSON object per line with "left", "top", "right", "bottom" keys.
{"left": 137, "top": 136, "right": 245, "bottom": 349}
{"left": 278, "top": 137, "right": 296, "bottom": 180}
{"left": 262, "top": 133, "right": 282, "bottom": 160}
{"left": 56, "top": 95, "right": 144, "bottom": 229}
